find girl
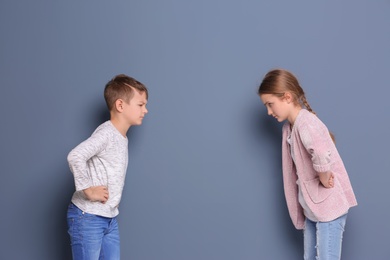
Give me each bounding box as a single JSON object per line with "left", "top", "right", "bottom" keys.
{"left": 258, "top": 69, "right": 357, "bottom": 260}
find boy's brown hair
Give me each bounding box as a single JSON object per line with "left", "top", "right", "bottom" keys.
{"left": 104, "top": 74, "right": 148, "bottom": 111}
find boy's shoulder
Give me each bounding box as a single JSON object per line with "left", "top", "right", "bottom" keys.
{"left": 92, "top": 120, "right": 126, "bottom": 142}
{"left": 91, "top": 121, "right": 117, "bottom": 137}
{"left": 93, "top": 120, "right": 112, "bottom": 131}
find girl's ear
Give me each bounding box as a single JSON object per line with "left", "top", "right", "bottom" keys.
{"left": 283, "top": 92, "right": 293, "bottom": 104}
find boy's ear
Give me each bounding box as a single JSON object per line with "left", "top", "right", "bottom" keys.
{"left": 114, "top": 99, "right": 124, "bottom": 112}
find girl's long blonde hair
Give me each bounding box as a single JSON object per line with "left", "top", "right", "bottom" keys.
{"left": 258, "top": 69, "right": 335, "bottom": 142}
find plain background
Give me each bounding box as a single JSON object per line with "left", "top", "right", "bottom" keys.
{"left": 1, "top": 1, "right": 389, "bottom": 259}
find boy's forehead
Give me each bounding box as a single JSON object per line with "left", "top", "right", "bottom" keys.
{"left": 132, "top": 90, "right": 148, "bottom": 101}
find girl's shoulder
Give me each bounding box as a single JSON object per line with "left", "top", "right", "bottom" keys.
{"left": 295, "top": 109, "right": 328, "bottom": 132}
{"left": 283, "top": 110, "right": 327, "bottom": 135}
{"left": 296, "top": 109, "right": 322, "bottom": 125}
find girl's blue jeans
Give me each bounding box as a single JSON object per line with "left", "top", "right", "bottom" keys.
{"left": 67, "top": 203, "right": 120, "bottom": 260}
{"left": 303, "top": 214, "right": 347, "bottom": 260}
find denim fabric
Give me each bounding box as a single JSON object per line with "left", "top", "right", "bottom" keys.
{"left": 303, "top": 214, "right": 347, "bottom": 260}
{"left": 67, "top": 203, "right": 120, "bottom": 260}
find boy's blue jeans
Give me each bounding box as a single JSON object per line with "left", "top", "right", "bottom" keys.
{"left": 67, "top": 203, "right": 120, "bottom": 260}
{"left": 303, "top": 214, "right": 347, "bottom": 260}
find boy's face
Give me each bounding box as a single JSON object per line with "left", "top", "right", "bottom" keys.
{"left": 123, "top": 90, "right": 148, "bottom": 126}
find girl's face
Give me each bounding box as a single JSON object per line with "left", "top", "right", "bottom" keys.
{"left": 260, "top": 93, "right": 293, "bottom": 123}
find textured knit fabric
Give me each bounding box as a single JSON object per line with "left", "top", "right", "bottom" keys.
{"left": 282, "top": 109, "right": 357, "bottom": 230}
{"left": 288, "top": 134, "right": 318, "bottom": 221}
{"left": 68, "top": 121, "right": 128, "bottom": 218}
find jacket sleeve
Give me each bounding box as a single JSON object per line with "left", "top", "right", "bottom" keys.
{"left": 67, "top": 129, "right": 109, "bottom": 191}
{"left": 297, "top": 115, "right": 333, "bottom": 173}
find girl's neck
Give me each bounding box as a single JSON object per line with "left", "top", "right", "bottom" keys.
{"left": 288, "top": 106, "right": 302, "bottom": 127}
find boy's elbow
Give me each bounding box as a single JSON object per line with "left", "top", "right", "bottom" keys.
{"left": 67, "top": 150, "right": 78, "bottom": 165}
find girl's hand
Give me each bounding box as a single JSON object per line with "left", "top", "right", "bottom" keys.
{"left": 83, "top": 186, "right": 109, "bottom": 203}
{"left": 318, "top": 171, "right": 334, "bottom": 188}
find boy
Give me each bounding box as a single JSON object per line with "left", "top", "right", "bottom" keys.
{"left": 67, "top": 74, "right": 148, "bottom": 259}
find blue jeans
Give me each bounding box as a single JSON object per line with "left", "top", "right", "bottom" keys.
{"left": 67, "top": 203, "right": 120, "bottom": 260}
{"left": 303, "top": 214, "right": 347, "bottom": 260}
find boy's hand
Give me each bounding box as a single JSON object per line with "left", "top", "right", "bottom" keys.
{"left": 318, "top": 171, "right": 334, "bottom": 188}
{"left": 83, "top": 186, "right": 109, "bottom": 203}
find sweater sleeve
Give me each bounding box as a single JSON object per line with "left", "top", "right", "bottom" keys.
{"left": 297, "top": 115, "right": 333, "bottom": 173}
{"left": 67, "top": 128, "right": 109, "bottom": 191}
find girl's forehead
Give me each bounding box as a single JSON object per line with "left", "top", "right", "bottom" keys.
{"left": 260, "top": 94, "right": 277, "bottom": 104}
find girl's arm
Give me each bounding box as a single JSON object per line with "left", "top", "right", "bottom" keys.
{"left": 298, "top": 115, "right": 335, "bottom": 178}
{"left": 318, "top": 171, "right": 334, "bottom": 188}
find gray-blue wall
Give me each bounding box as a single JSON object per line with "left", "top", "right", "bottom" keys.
{"left": 1, "top": 1, "right": 389, "bottom": 259}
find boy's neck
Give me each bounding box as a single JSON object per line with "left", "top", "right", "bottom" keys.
{"left": 110, "top": 117, "right": 130, "bottom": 138}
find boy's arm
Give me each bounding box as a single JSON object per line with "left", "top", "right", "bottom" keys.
{"left": 83, "top": 186, "right": 109, "bottom": 203}
{"left": 67, "top": 129, "right": 109, "bottom": 192}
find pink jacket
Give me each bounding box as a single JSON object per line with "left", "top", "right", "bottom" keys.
{"left": 282, "top": 109, "right": 357, "bottom": 230}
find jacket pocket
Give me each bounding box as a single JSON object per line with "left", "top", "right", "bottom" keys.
{"left": 302, "top": 177, "right": 336, "bottom": 204}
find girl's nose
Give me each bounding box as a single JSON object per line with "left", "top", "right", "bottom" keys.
{"left": 267, "top": 108, "right": 272, "bottom": 116}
